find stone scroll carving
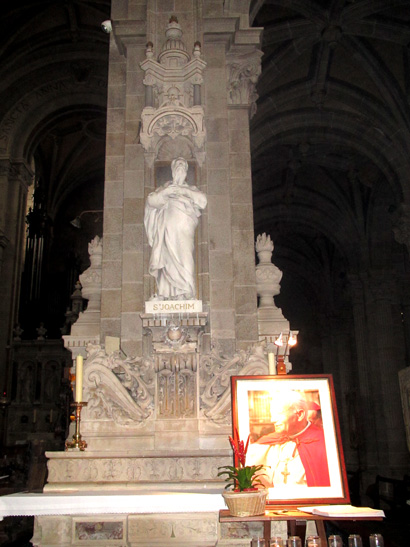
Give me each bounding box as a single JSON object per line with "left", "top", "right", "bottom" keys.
{"left": 82, "top": 344, "right": 155, "bottom": 426}
{"left": 226, "top": 47, "right": 263, "bottom": 118}
{"left": 200, "top": 344, "right": 268, "bottom": 424}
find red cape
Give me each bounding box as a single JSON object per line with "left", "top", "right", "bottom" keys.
{"left": 256, "top": 422, "right": 331, "bottom": 487}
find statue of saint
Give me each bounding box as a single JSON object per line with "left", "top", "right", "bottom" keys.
{"left": 144, "top": 157, "right": 207, "bottom": 299}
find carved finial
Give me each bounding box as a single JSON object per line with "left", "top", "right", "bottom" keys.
{"left": 36, "top": 322, "right": 47, "bottom": 340}
{"left": 13, "top": 323, "right": 24, "bottom": 341}
{"left": 256, "top": 233, "right": 274, "bottom": 254}
{"left": 88, "top": 235, "right": 103, "bottom": 255}
{"left": 160, "top": 14, "right": 188, "bottom": 67}
{"left": 255, "top": 233, "right": 282, "bottom": 306}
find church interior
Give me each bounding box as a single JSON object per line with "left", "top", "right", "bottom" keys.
{"left": 1, "top": 1, "right": 410, "bottom": 545}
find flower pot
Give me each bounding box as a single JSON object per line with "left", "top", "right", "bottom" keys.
{"left": 222, "top": 489, "right": 268, "bottom": 517}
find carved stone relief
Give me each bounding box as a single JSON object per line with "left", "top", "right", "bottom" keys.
{"left": 82, "top": 344, "right": 155, "bottom": 426}
{"left": 47, "top": 455, "right": 227, "bottom": 485}
{"left": 79, "top": 339, "right": 269, "bottom": 429}
{"left": 139, "top": 17, "right": 206, "bottom": 166}
{"left": 200, "top": 344, "right": 268, "bottom": 424}
{"left": 226, "top": 47, "right": 263, "bottom": 118}
{"left": 157, "top": 356, "right": 197, "bottom": 418}
{"left": 128, "top": 514, "right": 218, "bottom": 544}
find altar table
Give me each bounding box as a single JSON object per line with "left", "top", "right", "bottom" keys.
{"left": 0, "top": 490, "right": 226, "bottom": 520}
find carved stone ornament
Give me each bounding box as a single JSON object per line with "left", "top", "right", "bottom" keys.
{"left": 82, "top": 344, "right": 155, "bottom": 426}
{"left": 65, "top": 236, "right": 103, "bottom": 347}
{"left": 199, "top": 343, "right": 268, "bottom": 424}
{"left": 46, "top": 453, "right": 228, "bottom": 486}
{"left": 139, "top": 17, "right": 206, "bottom": 166}
{"left": 255, "top": 233, "right": 283, "bottom": 307}
{"left": 226, "top": 47, "right": 263, "bottom": 118}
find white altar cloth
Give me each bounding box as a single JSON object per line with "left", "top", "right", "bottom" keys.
{"left": 0, "top": 490, "right": 226, "bottom": 520}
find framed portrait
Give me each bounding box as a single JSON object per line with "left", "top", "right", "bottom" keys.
{"left": 231, "top": 374, "right": 350, "bottom": 506}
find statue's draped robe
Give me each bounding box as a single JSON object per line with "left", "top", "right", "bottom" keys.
{"left": 144, "top": 182, "right": 207, "bottom": 298}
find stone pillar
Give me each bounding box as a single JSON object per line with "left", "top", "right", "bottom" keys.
{"left": 320, "top": 312, "right": 359, "bottom": 471}
{"left": 48, "top": 0, "right": 268, "bottom": 468}
{"left": 100, "top": 13, "right": 146, "bottom": 358}
{"left": 367, "top": 272, "right": 408, "bottom": 473}
{"left": 349, "top": 271, "right": 409, "bottom": 481}
{"left": 348, "top": 273, "right": 378, "bottom": 472}
{"left": 203, "top": 17, "right": 262, "bottom": 353}
{"left": 0, "top": 159, "right": 32, "bottom": 393}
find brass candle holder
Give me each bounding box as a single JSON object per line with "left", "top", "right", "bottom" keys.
{"left": 65, "top": 401, "right": 88, "bottom": 451}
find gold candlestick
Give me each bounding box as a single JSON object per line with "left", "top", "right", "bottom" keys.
{"left": 65, "top": 402, "right": 88, "bottom": 451}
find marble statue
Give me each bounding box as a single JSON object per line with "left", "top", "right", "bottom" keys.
{"left": 144, "top": 157, "right": 207, "bottom": 299}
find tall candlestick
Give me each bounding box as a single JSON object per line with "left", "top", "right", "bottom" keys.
{"left": 268, "top": 352, "right": 276, "bottom": 375}
{"left": 75, "top": 355, "right": 83, "bottom": 402}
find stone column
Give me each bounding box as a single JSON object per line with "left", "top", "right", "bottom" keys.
{"left": 367, "top": 272, "right": 409, "bottom": 473}
{"left": 203, "top": 18, "right": 262, "bottom": 353}
{"left": 348, "top": 273, "right": 378, "bottom": 472}
{"left": 0, "top": 159, "right": 32, "bottom": 393}
{"left": 100, "top": 13, "right": 146, "bottom": 358}
{"left": 320, "top": 311, "right": 359, "bottom": 471}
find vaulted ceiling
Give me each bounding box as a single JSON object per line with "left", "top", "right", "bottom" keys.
{"left": 250, "top": 1, "right": 410, "bottom": 366}
{"left": 0, "top": 1, "right": 110, "bottom": 335}
{"left": 1, "top": 1, "right": 410, "bottom": 364}
{"left": 0, "top": 0, "right": 109, "bottom": 227}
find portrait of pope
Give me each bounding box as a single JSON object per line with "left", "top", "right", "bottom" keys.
{"left": 246, "top": 390, "right": 331, "bottom": 488}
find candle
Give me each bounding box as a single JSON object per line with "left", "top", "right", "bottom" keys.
{"left": 75, "top": 355, "right": 83, "bottom": 402}
{"left": 268, "top": 352, "right": 276, "bottom": 375}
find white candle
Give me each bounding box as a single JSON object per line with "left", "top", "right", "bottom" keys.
{"left": 75, "top": 355, "right": 83, "bottom": 402}
{"left": 268, "top": 352, "right": 276, "bottom": 375}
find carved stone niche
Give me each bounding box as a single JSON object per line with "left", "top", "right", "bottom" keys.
{"left": 139, "top": 17, "right": 206, "bottom": 166}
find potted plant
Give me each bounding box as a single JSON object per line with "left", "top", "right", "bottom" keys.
{"left": 218, "top": 429, "right": 268, "bottom": 517}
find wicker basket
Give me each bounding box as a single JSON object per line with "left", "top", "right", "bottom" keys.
{"left": 222, "top": 489, "right": 268, "bottom": 517}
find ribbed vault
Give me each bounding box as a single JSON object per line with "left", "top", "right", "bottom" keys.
{"left": 250, "top": 0, "right": 410, "bottom": 372}
{"left": 0, "top": 0, "right": 110, "bottom": 336}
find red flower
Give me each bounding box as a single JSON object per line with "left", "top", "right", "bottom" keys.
{"left": 229, "top": 428, "right": 250, "bottom": 467}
